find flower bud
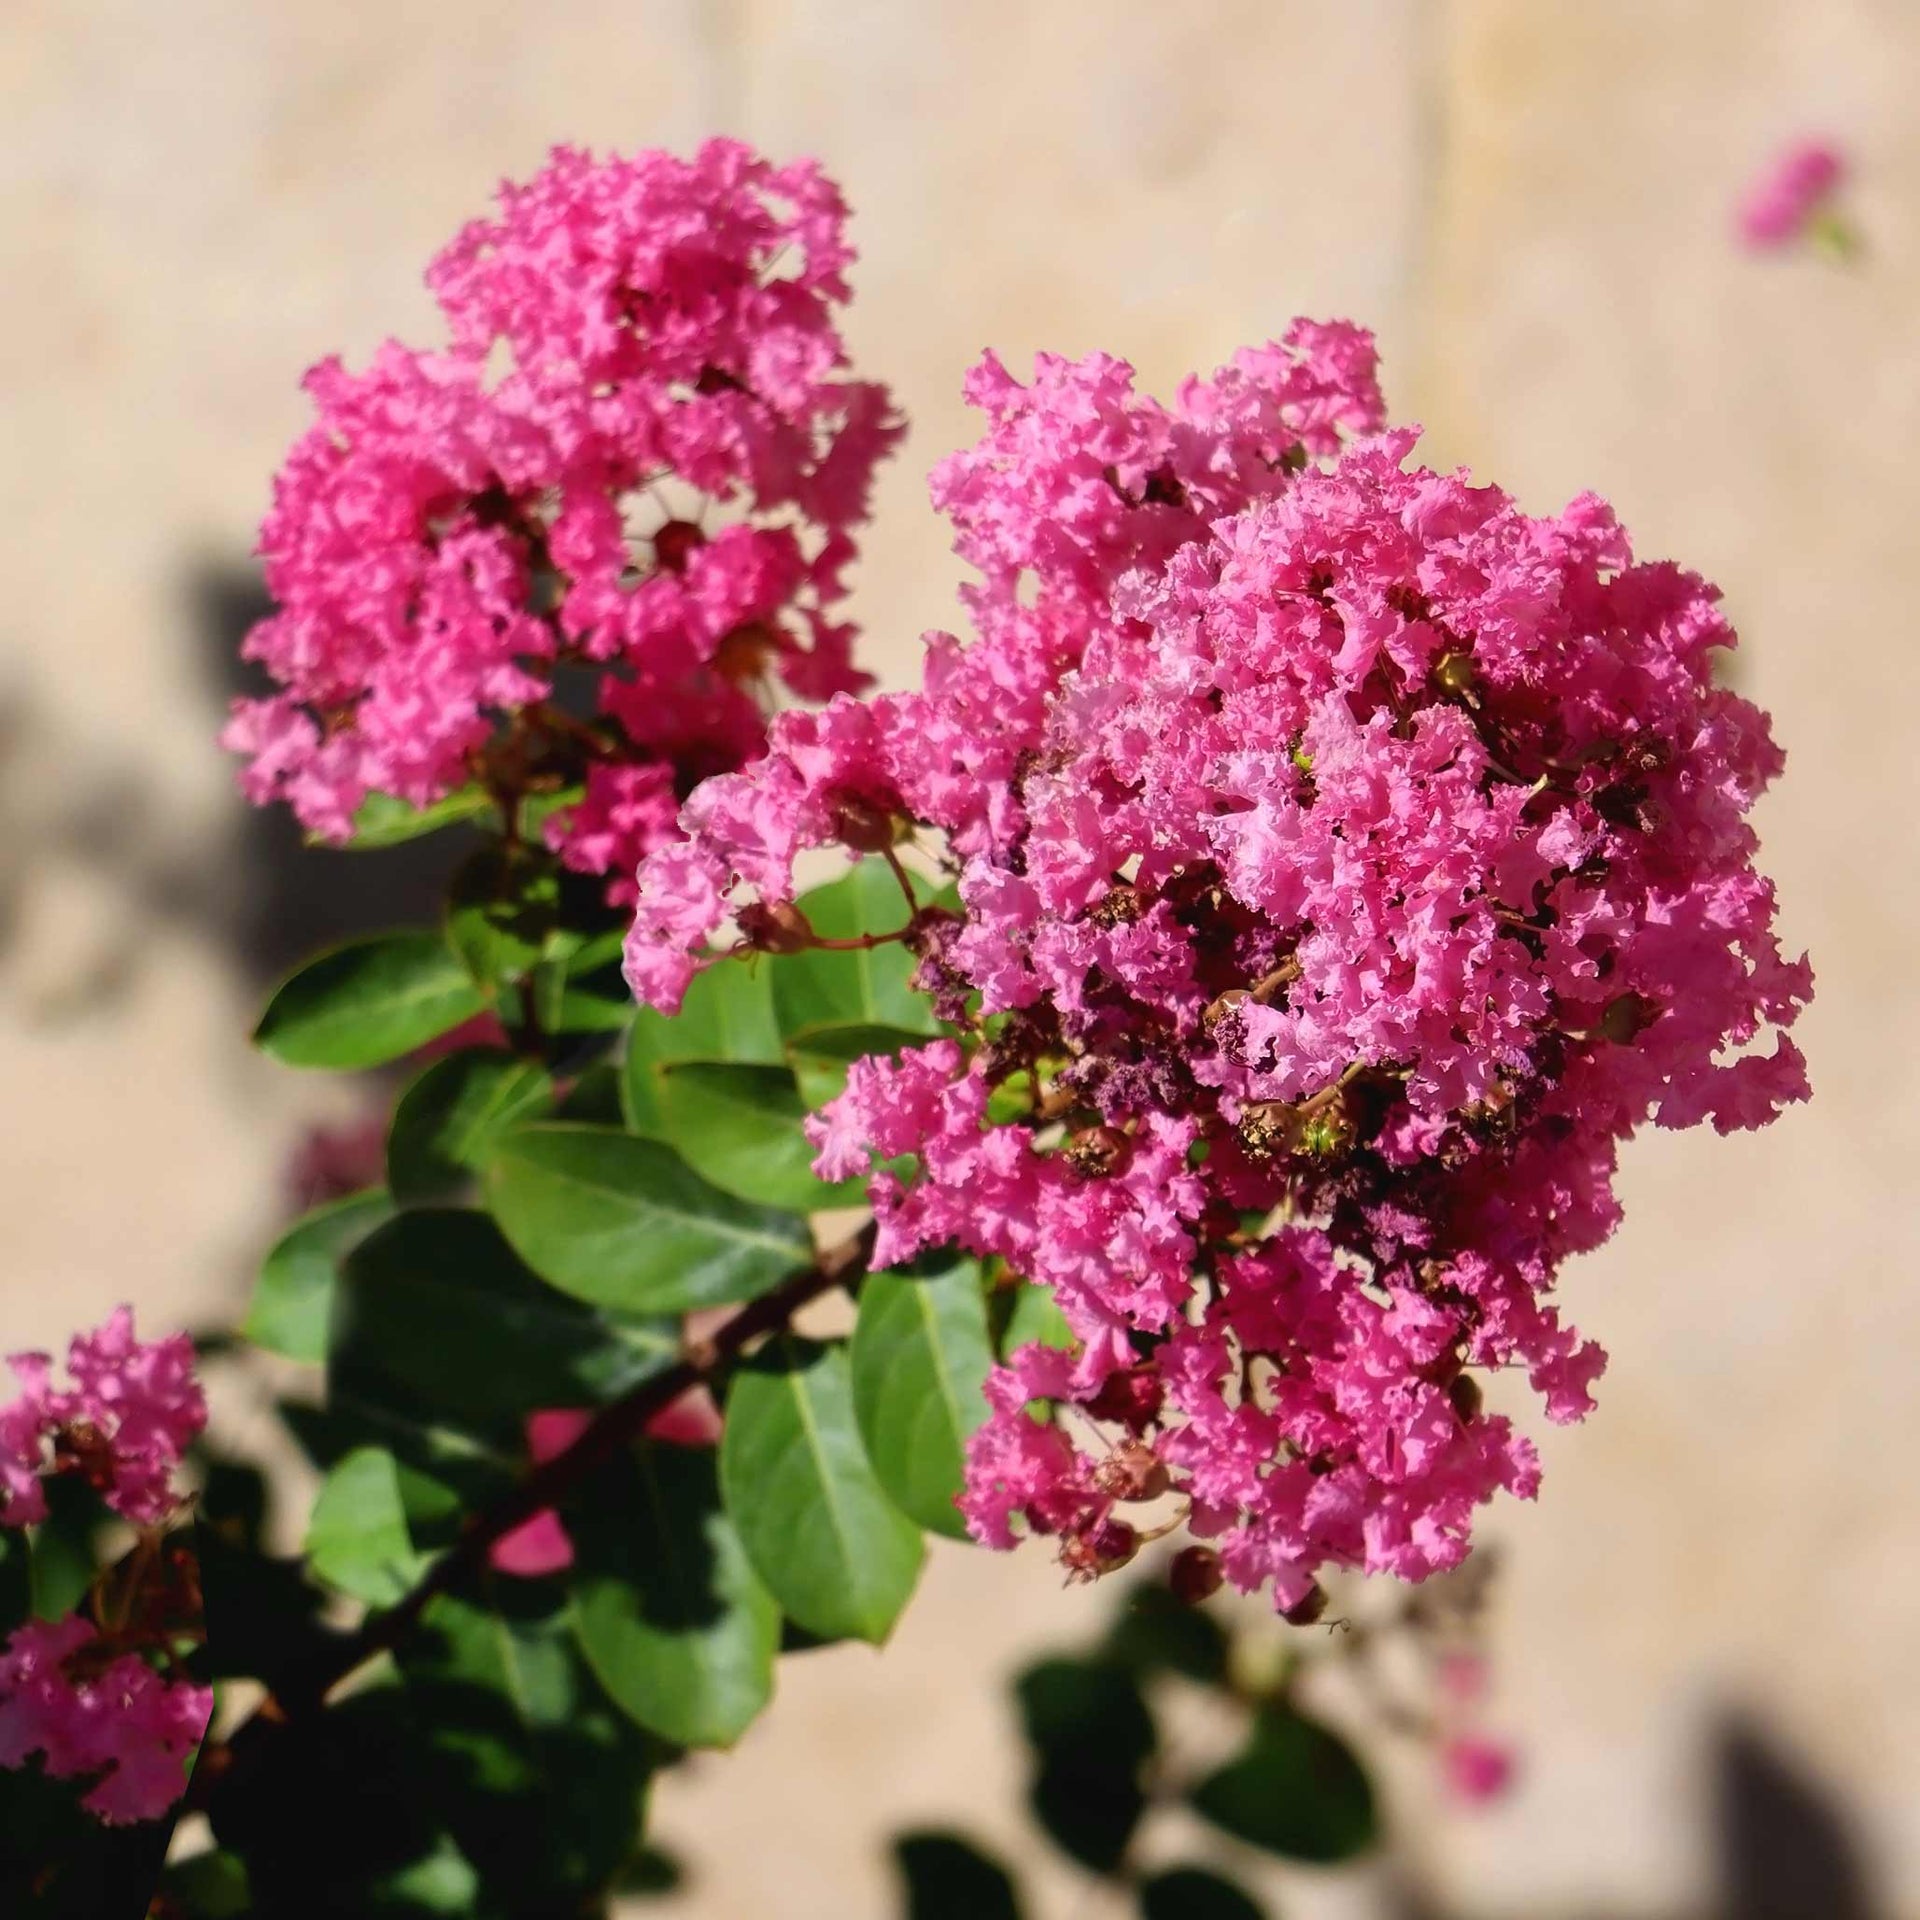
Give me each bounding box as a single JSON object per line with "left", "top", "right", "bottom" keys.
{"left": 736, "top": 900, "right": 815, "bottom": 954}
{"left": 1448, "top": 1373, "right": 1483, "bottom": 1423}
{"left": 1093, "top": 1441, "right": 1170, "bottom": 1503}
{"left": 651, "top": 518, "right": 707, "bottom": 574}
{"left": 1169, "top": 1544, "right": 1224, "bottom": 1605}
{"left": 1086, "top": 1366, "right": 1165, "bottom": 1432}
{"left": 1059, "top": 1517, "right": 1140, "bottom": 1583}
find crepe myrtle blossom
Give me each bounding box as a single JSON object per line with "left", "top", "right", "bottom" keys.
{"left": 624, "top": 317, "right": 1810, "bottom": 1615}
{"left": 0, "top": 1616, "right": 212, "bottom": 1825}
{"left": 223, "top": 139, "right": 901, "bottom": 902}
{"left": 1736, "top": 139, "right": 1848, "bottom": 249}
{"left": 1, "top": 1308, "right": 205, "bottom": 1530}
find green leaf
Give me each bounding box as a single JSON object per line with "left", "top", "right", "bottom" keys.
{"left": 447, "top": 843, "right": 562, "bottom": 988}
{"left": 305, "top": 1446, "right": 430, "bottom": 1606}
{"left": 570, "top": 1442, "right": 779, "bottom": 1749}
{"left": 787, "top": 1021, "right": 931, "bottom": 1112}
{"left": 720, "top": 1337, "right": 925, "bottom": 1644}
{"left": 996, "top": 1279, "right": 1077, "bottom": 1358}
{"left": 27, "top": 1475, "right": 105, "bottom": 1622}
{"left": 1104, "top": 1581, "right": 1230, "bottom": 1687}
{"left": 157, "top": 1847, "right": 254, "bottom": 1917}
{"left": 334, "top": 1209, "right": 678, "bottom": 1463}
{"left": 486, "top": 1125, "right": 811, "bottom": 1314}
{"left": 892, "top": 1832, "right": 1024, "bottom": 1920}
{"left": 1188, "top": 1704, "right": 1377, "bottom": 1863}
{"left": 348, "top": 786, "right": 497, "bottom": 849}
{"left": 399, "top": 1587, "right": 660, "bottom": 1908}
{"left": 387, "top": 1050, "right": 552, "bottom": 1206}
{"left": 621, "top": 960, "right": 784, "bottom": 1132}
{"left": 656, "top": 1062, "right": 866, "bottom": 1210}
{"left": 851, "top": 1257, "right": 992, "bottom": 1537}
{"left": 1015, "top": 1657, "right": 1156, "bottom": 1874}
{"left": 254, "top": 933, "right": 486, "bottom": 1070}
{"left": 1139, "top": 1865, "right": 1267, "bottom": 1920}
{"left": 553, "top": 1060, "right": 625, "bottom": 1124}
{"left": 771, "top": 857, "right": 945, "bottom": 1037}
{"left": 244, "top": 1187, "right": 394, "bottom": 1363}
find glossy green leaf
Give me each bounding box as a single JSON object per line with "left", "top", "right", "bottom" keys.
{"left": 1015, "top": 1657, "right": 1156, "bottom": 1874}
{"left": 486, "top": 1125, "right": 810, "bottom": 1314}
{"left": 721, "top": 1337, "right": 925, "bottom": 1644}
{"left": 892, "top": 1832, "right": 1024, "bottom": 1920}
{"left": 387, "top": 1050, "right": 552, "bottom": 1206}
{"left": 657, "top": 1062, "right": 866, "bottom": 1210}
{"left": 1188, "top": 1704, "right": 1377, "bottom": 1863}
{"left": 243, "top": 1186, "right": 394, "bottom": 1363}
{"left": 787, "top": 1021, "right": 931, "bottom": 1111}
{"left": 851, "top": 1257, "right": 992, "bottom": 1537}
{"left": 348, "top": 786, "right": 497, "bottom": 849}
{"left": 771, "top": 857, "right": 944, "bottom": 1037}
{"left": 996, "top": 1279, "right": 1077, "bottom": 1359}
{"left": 334, "top": 1209, "right": 677, "bottom": 1464}
{"left": 621, "top": 961, "right": 785, "bottom": 1132}
{"left": 399, "top": 1587, "right": 660, "bottom": 1907}
{"left": 570, "top": 1443, "right": 779, "bottom": 1749}
{"left": 447, "top": 844, "right": 562, "bottom": 988}
{"left": 305, "top": 1446, "right": 430, "bottom": 1606}
{"left": 1139, "top": 1865, "right": 1267, "bottom": 1920}
{"left": 253, "top": 933, "right": 486, "bottom": 1070}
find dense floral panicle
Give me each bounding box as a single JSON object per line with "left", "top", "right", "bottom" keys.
{"left": 632, "top": 322, "right": 1809, "bottom": 1607}
{"left": 224, "top": 139, "right": 901, "bottom": 897}
{"left": 0, "top": 1616, "right": 211, "bottom": 1824}
{"left": 1, "top": 1309, "right": 205, "bottom": 1528}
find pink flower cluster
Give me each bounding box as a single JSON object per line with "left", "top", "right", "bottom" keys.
{"left": 224, "top": 140, "right": 901, "bottom": 900}
{"left": 625, "top": 322, "right": 1810, "bottom": 1609}
{"left": 0, "top": 1616, "right": 211, "bottom": 1824}
{"left": 2, "top": 1307, "right": 205, "bottom": 1529}
{"left": 1, "top": 1312, "right": 209, "bottom": 1823}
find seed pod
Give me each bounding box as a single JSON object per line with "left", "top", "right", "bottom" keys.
{"left": 1093, "top": 1441, "right": 1170, "bottom": 1503}
{"left": 1600, "top": 991, "right": 1658, "bottom": 1045}
{"left": 832, "top": 793, "right": 903, "bottom": 853}
{"left": 1281, "top": 1581, "right": 1329, "bottom": 1627}
{"left": 1169, "top": 1544, "right": 1225, "bottom": 1605}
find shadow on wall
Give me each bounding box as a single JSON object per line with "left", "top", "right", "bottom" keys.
{"left": 1388, "top": 1712, "right": 1880, "bottom": 1920}
{"left": 193, "top": 561, "right": 482, "bottom": 985}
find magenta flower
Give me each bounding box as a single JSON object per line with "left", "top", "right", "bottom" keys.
{"left": 1441, "top": 1733, "right": 1517, "bottom": 1806}
{"left": 1736, "top": 139, "right": 1847, "bottom": 249}
{"left": 0, "top": 1616, "right": 211, "bottom": 1825}
{"left": 2, "top": 1308, "right": 205, "bottom": 1529}
{"left": 223, "top": 141, "right": 901, "bottom": 898}
{"left": 627, "top": 321, "right": 1810, "bottom": 1612}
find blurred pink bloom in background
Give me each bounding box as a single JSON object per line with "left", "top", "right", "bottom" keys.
{"left": 1736, "top": 139, "right": 1847, "bottom": 248}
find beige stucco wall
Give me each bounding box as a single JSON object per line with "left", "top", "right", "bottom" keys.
{"left": 2, "top": 4, "right": 1915, "bottom": 1913}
